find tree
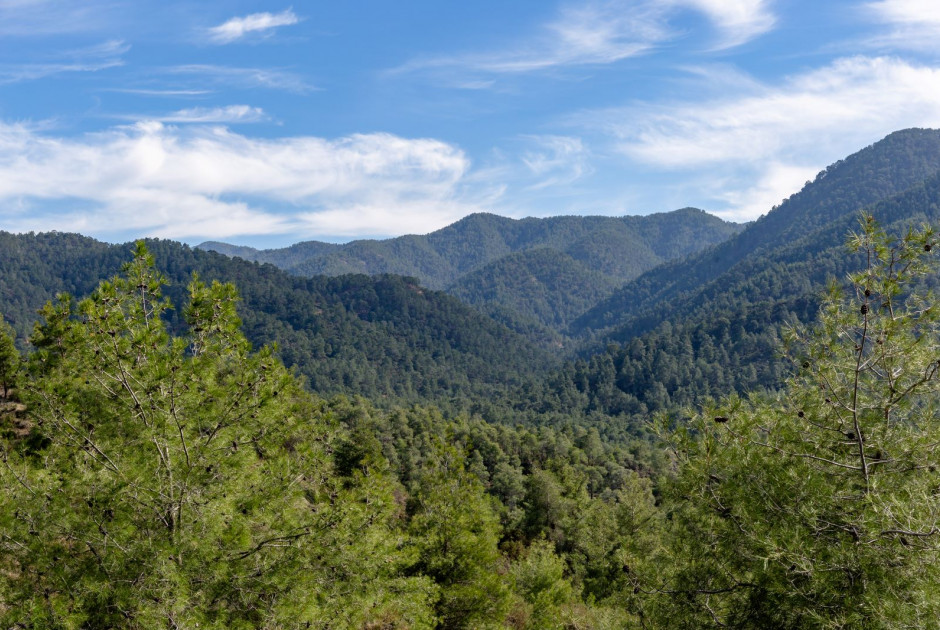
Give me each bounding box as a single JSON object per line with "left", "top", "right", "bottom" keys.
{"left": 407, "top": 443, "right": 511, "bottom": 629}
{"left": 0, "top": 243, "right": 434, "bottom": 628}
{"left": 654, "top": 216, "right": 940, "bottom": 628}
{"left": 0, "top": 316, "right": 19, "bottom": 398}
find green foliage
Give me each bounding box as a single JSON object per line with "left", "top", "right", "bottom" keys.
{"left": 0, "top": 232, "right": 558, "bottom": 406}
{"left": 654, "top": 217, "right": 940, "bottom": 628}
{"left": 407, "top": 445, "right": 511, "bottom": 628}
{"left": 0, "top": 243, "right": 435, "bottom": 628}
{"left": 449, "top": 248, "right": 618, "bottom": 332}
{"left": 0, "top": 316, "right": 19, "bottom": 398}
{"left": 201, "top": 209, "right": 742, "bottom": 336}
{"left": 576, "top": 128, "right": 940, "bottom": 337}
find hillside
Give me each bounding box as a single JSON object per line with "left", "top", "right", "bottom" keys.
{"left": 200, "top": 208, "right": 743, "bottom": 332}
{"left": 573, "top": 128, "right": 940, "bottom": 337}
{"left": 0, "top": 232, "right": 555, "bottom": 403}
{"left": 201, "top": 209, "right": 741, "bottom": 289}
{"left": 449, "top": 248, "right": 619, "bottom": 332}
{"left": 549, "top": 129, "right": 940, "bottom": 415}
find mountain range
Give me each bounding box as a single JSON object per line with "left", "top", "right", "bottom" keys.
{"left": 199, "top": 208, "right": 743, "bottom": 333}
{"left": 4, "top": 128, "right": 940, "bottom": 424}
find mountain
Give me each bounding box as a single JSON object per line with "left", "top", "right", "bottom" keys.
{"left": 449, "top": 248, "right": 619, "bottom": 333}
{"left": 199, "top": 208, "right": 743, "bottom": 332}
{"left": 548, "top": 128, "right": 940, "bottom": 415}
{"left": 0, "top": 232, "right": 555, "bottom": 404}
{"left": 197, "top": 239, "right": 341, "bottom": 266}
{"left": 573, "top": 128, "right": 940, "bottom": 337}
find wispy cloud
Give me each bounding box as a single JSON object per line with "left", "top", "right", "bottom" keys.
{"left": 0, "top": 0, "right": 112, "bottom": 36}
{"left": 582, "top": 56, "right": 940, "bottom": 220}
{"left": 392, "top": 1, "right": 670, "bottom": 79}
{"left": 0, "top": 39, "right": 128, "bottom": 84}
{"left": 392, "top": 0, "right": 775, "bottom": 83}
{"left": 0, "top": 121, "right": 480, "bottom": 241}
{"left": 103, "top": 88, "right": 214, "bottom": 97}
{"left": 207, "top": 8, "right": 299, "bottom": 44}
{"left": 166, "top": 64, "right": 313, "bottom": 93}
{"left": 674, "top": 0, "right": 775, "bottom": 49}
{"left": 864, "top": 0, "right": 940, "bottom": 51}
{"left": 113, "top": 105, "right": 268, "bottom": 124}
{"left": 520, "top": 135, "right": 591, "bottom": 191}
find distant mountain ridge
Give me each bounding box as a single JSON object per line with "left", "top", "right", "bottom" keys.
{"left": 200, "top": 208, "right": 742, "bottom": 289}
{"left": 0, "top": 232, "right": 555, "bottom": 404}
{"left": 546, "top": 128, "right": 940, "bottom": 416}
{"left": 200, "top": 208, "right": 744, "bottom": 331}
{"left": 573, "top": 128, "right": 940, "bottom": 338}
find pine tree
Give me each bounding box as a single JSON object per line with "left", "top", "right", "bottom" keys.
{"left": 655, "top": 216, "right": 940, "bottom": 628}
{"left": 0, "top": 243, "right": 435, "bottom": 628}
{"left": 0, "top": 316, "right": 19, "bottom": 399}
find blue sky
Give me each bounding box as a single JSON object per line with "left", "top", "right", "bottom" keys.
{"left": 1, "top": 0, "right": 940, "bottom": 246}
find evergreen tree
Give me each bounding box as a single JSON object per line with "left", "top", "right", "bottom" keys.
{"left": 655, "top": 216, "right": 940, "bottom": 628}
{"left": 0, "top": 243, "right": 435, "bottom": 628}
{"left": 407, "top": 444, "right": 511, "bottom": 629}
{"left": 0, "top": 316, "right": 19, "bottom": 398}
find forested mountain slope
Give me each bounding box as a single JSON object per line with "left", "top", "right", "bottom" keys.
{"left": 573, "top": 128, "right": 940, "bottom": 337}
{"left": 201, "top": 208, "right": 741, "bottom": 290}
{"left": 202, "top": 208, "right": 742, "bottom": 332}
{"left": 0, "top": 232, "right": 554, "bottom": 402}
{"left": 448, "top": 248, "right": 619, "bottom": 332}
{"left": 545, "top": 132, "right": 940, "bottom": 416}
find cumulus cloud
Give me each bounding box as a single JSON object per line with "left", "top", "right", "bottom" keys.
{"left": 0, "top": 121, "right": 481, "bottom": 241}
{"left": 582, "top": 56, "right": 940, "bottom": 220}
{"left": 207, "top": 9, "right": 299, "bottom": 44}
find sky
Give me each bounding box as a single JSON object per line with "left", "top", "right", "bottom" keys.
{"left": 1, "top": 0, "right": 940, "bottom": 247}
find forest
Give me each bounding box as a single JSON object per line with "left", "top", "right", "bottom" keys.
{"left": 5, "top": 129, "right": 940, "bottom": 627}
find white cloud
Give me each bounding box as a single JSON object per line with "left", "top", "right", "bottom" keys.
{"left": 207, "top": 9, "right": 299, "bottom": 44}
{"left": 116, "top": 105, "right": 268, "bottom": 124}
{"left": 0, "top": 39, "right": 128, "bottom": 84}
{"left": 0, "top": 121, "right": 483, "bottom": 241}
{"left": 520, "top": 135, "right": 591, "bottom": 190}
{"left": 673, "top": 0, "right": 775, "bottom": 49}
{"left": 583, "top": 56, "right": 940, "bottom": 220}
{"left": 867, "top": 0, "right": 940, "bottom": 28}
{"left": 166, "top": 64, "right": 312, "bottom": 93}
{"left": 612, "top": 57, "right": 940, "bottom": 167}
{"left": 0, "top": 0, "right": 112, "bottom": 36}
{"left": 865, "top": 0, "right": 940, "bottom": 50}
{"left": 710, "top": 162, "right": 818, "bottom": 222}
{"left": 392, "top": 0, "right": 775, "bottom": 81}
{"left": 392, "top": 1, "right": 669, "bottom": 78}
